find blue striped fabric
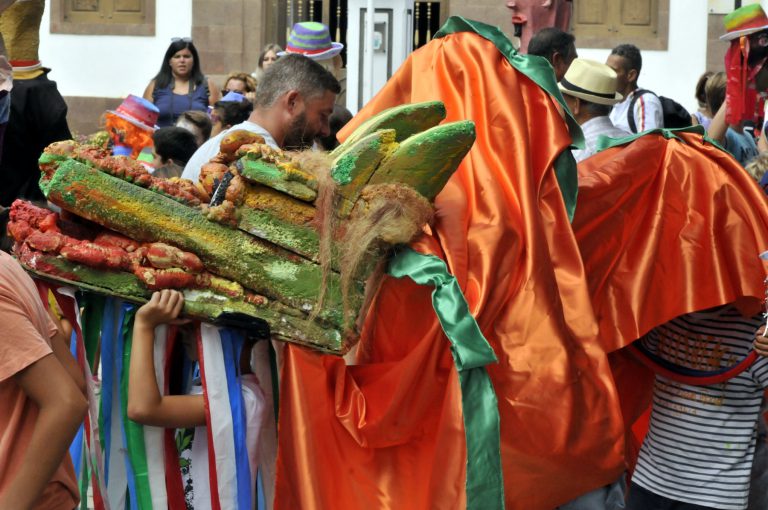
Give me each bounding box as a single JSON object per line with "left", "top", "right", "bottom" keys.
{"left": 220, "top": 329, "right": 252, "bottom": 510}
{"left": 99, "top": 298, "right": 117, "bottom": 485}
{"left": 69, "top": 319, "right": 85, "bottom": 476}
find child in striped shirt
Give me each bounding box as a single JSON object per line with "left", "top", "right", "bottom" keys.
{"left": 627, "top": 305, "right": 768, "bottom": 510}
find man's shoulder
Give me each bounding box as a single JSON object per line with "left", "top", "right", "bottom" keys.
{"left": 229, "top": 121, "right": 274, "bottom": 140}
{"left": 226, "top": 121, "right": 278, "bottom": 148}
{"left": 633, "top": 89, "right": 662, "bottom": 106}
{"left": 228, "top": 121, "right": 267, "bottom": 135}
{"left": 583, "top": 116, "right": 627, "bottom": 136}
{"left": 0, "top": 251, "right": 27, "bottom": 288}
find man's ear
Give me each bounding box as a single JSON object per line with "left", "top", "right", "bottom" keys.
{"left": 551, "top": 51, "right": 564, "bottom": 71}
{"left": 571, "top": 97, "right": 581, "bottom": 116}
{"left": 284, "top": 90, "right": 301, "bottom": 113}
{"left": 627, "top": 68, "right": 638, "bottom": 84}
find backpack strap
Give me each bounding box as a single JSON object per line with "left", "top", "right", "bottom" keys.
{"left": 627, "top": 89, "right": 653, "bottom": 133}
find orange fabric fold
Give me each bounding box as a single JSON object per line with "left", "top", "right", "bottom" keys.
{"left": 573, "top": 131, "right": 768, "bottom": 467}
{"left": 275, "top": 30, "right": 626, "bottom": 509}
{"left": 574, "top": 131, "right": 768, "bottom": 354}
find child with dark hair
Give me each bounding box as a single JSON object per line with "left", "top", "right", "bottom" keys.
{"left": 152, "top": 127, "right": 199, "bottom": 179}
{"left": 706, "top": 71, "right": 759, "bottom": 167}
{"left": 210, "top": 97, "right": 254, "bottom": 138}
{"left": 127, "top": 290, "right": 267, "bottom": 509}
{"left": 607, "top": 43, "right": 664, "bottom": 132}
{"left": 176, "top": 110, "right": 212, "bottom": 147}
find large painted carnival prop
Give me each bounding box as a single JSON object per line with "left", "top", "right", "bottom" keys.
{"left": 12, "top": 103, "right": 474, "bottom": 354}
{"left": 7, "top": 95, "right": 476, "bottom": 508}
{"left": 10, "top": 15, "right": 768, "bottom": 510}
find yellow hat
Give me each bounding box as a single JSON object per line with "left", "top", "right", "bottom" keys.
{"left": 0, "top": 0, "right": 46, "bottom": 79}
{"left": 558, "top": 58, "right": 623, "bottom": 106}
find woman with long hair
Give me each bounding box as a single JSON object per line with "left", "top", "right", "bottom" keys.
{"left": 143, "top": 38, "right": 220, "bottom": 127}
{"left": 252, "top": 43, "right": 282, "bottom": 82}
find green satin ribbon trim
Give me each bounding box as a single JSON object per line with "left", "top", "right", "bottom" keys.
{"left": 79, "top": 443, "right": 90, "bottom": 510}
{"left": 594, "top": 124, "right": 728, "bottom": 153}
{"left": 388, "top": 248, "right": 504, "bottom": 510}
{"left": 120, "top": 306, "right": 154, "bottom": 510}
{"left": 435, "top": 16, "right": 582, "bottom": 220}
{"left": 80, "top": 292, "right": 105, "bottom": 372}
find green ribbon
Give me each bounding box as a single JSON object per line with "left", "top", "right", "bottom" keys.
{"left": 79, "top": 442, "right": 90, "bottom": 510}
{"left": 387, "top": 248, "right": 504, "bottom": 510}
{"left": 594, "top": 124, "right": 728, "bottom": 153}
{"left": 120, "top": 305, "right": 154, "bottom": 510}
{"left": 434, "top": 16, "right": 583, "bottom": 221}
{"left": 79, "top": 292, "right": 105, "bottom": 372}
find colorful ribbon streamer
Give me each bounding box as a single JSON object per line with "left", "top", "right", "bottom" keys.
{"left": 198, "top": 323, "right": 254, "bottom": 509}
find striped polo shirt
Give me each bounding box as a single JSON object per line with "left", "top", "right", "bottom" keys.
{"left": 633, "top": 306, "right": 768, "bottom": 510}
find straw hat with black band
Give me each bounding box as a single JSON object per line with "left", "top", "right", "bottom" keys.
{"left": 558, "top": 58, "right": 623, "bottom": 106}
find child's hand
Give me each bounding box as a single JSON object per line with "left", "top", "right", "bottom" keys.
{"left": 135, "top": 290, "right": 185, "bottom": 330}
{"left": 754, "top": 325, "right": 768, "bottom": 356}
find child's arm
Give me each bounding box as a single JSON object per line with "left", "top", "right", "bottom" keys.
{"left": 127, "top": 290, "right": 206, "bottom": 428}
{"left": 707, "top": 101, "right": 728, "bottom": 146}
{"left": 0, "top": 354, "right": 87, "bottom": 510}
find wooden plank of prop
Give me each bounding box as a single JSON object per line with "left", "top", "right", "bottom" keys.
{"left": 21, "top": 256, "right": 346, "bottom": 354}
{"left": 41, "top": 160, "right": 351, "bottom": 329}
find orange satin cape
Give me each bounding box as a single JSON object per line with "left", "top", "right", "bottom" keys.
{"left": 573, "top": 129, "right": 768, "bottom": 461}
{"left": 273, "top": 18, "right": 626, "bottom": 510}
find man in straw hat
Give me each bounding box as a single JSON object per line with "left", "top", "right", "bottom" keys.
{"left": 558, "top": 58, "right": 628, "bottom": 162}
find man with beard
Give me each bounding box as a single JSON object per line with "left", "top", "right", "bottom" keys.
{"left": 182, "top": 53, "right": 339, "bottom": 182}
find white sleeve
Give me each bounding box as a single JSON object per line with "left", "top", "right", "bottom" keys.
{"left": 181, "top": 136, "right": 221, "bottom": 182}
{"left": 633, "top": 93, "right": 664, "bottom": 131}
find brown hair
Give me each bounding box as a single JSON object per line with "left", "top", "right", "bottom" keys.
{"left": 695, "top": 71, "right": 713, "bottom": 107}
{"left": 177, "top": 110, "right": 212, "bottom": 143}
{"left": 258, "top": 43, "right": 283, "bottom": 69}
{"left": 223, "top": 72, "right": 257, "bottom": 93}
{"left": 704, "top": 71, "right": 727, "bottom": 114}
{"left": 745, "top": 152, "right": 768, "bottom": 182}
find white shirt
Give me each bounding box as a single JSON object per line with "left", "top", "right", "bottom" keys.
{"left": 610, "top": 89, "right": 664, "bottom": 133}
{"left": 573, "top": 116, "right": 630, "bottom": 163}
{"left": 181, "top": 120, "right": 278, "bottom": 182}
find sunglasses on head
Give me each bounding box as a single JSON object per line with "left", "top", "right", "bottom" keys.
{"left": 172, "top": 37, "right": 193, "bottom": 43}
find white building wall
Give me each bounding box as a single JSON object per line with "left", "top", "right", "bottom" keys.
{"left": 35, "top": 0, "right": 768, "bottom": 113}
{"left": 38, "top": 0, "right": 193, "bottom": 99}
{"left": 577, "top": 0, "right": 768, "bottom": 114}
{"left": 576, "top": 0, "right": 708, "bottom": 114}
